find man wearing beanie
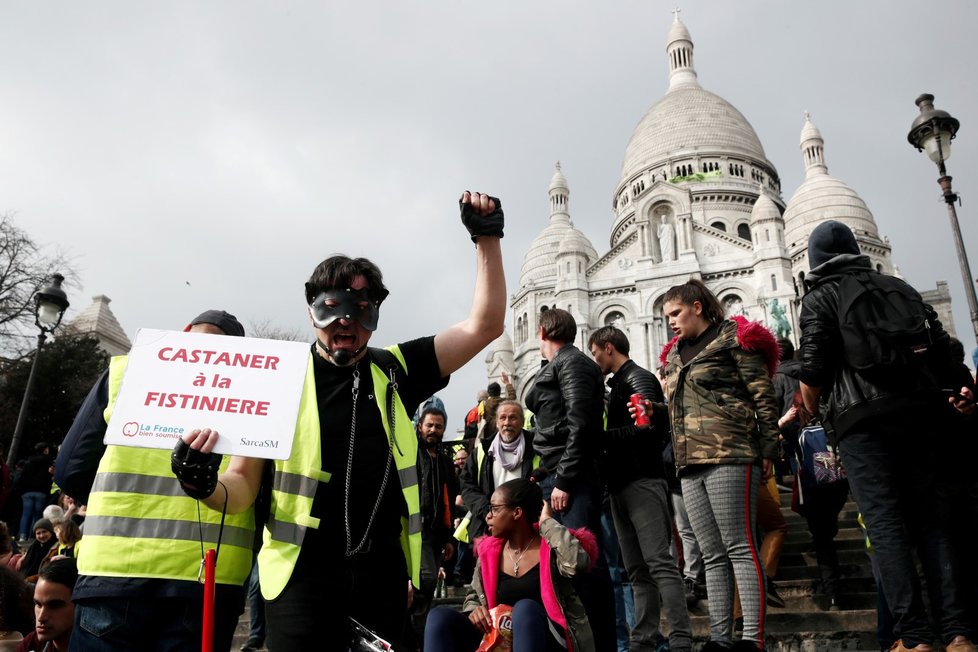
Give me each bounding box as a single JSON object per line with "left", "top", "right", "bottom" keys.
{"left": 798, "top": 221, "right": 973, "bottom": 652}
{"left": 55, "top": 310, "right": 253, "bottom": 652}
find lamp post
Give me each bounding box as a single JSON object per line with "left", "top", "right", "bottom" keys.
{"left": 907, "top": 93, "right": 978, "bottom": 341}
{"left": 7, "top": 273, "right": 70, "bottom": 466}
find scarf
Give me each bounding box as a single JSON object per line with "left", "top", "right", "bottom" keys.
{"left": 489, "top": 433, "right": 524, "bottom": 471}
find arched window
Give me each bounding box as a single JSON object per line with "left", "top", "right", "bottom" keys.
{"left": 711, "top": 221, "right": 727, "bottom": 232}
{"left": 770, "top": 274, "right": 777, "bottom": 291}
{"left": 737, "top": 223, "right": 751, "bottom": 240}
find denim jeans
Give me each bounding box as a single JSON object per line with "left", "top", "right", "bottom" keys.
{"left": 70, "top": 595, "right": 241, "bottom": 652}
{"left": 19, "top": 491, "right": 47, "bottom": 539}
{"left": 425, "top": 601, "right": 563, "bottom": 652}
{"left": 246, "top": 559, "right": 265, "bottom": 644}
{"left": 840, "top": 423, "right": 971, "bottom": 646}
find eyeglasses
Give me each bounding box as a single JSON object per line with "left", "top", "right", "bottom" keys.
{"left": 487, "top": 503, "right": 513, "bottom": 516}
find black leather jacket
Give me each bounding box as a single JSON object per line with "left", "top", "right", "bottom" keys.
{"left": 526, "top": 344, "right": 604, "bottom": 492}
{"left": 799, "top": 254, "right": 949, "bottom": 438}
{"left": 601, "top": 359, "right": 668, "bottom": 491}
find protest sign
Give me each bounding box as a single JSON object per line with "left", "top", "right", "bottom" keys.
{"left": 105, "top": 328, "right": 309, "bottom": 460}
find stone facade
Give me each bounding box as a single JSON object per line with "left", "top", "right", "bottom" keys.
{"left": 495, "top": 15, "right": 953, "bottom": 401}
{"left": 63, "top": 295, "right": 132, "bottom": 356}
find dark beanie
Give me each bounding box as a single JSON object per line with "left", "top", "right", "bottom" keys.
{"left": 808, "top": 220, "right": 860, "bottom": 269}
{"left": 487, "top": 382, "right": 501, "bottom": 397}
{"left": 33, "top": 518, "right": 54, "bottom": 535}
{"left": 188, "top": 310, "right": 245, "bottom": 337}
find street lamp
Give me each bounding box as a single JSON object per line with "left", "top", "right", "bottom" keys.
{"left": 907, "top": 93, "right": 978, "bottom": 340}
{"left": 7, "top": 273, "right": 70, "bottom": 466}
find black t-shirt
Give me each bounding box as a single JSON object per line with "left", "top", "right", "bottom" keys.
{"left": 496, "top": 563, "right": 543, "bottom": 607}
{"left": 310, "top": 337, "right": 448, "bottom": 555}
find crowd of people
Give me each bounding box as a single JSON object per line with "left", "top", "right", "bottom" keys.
{"left": 0, "top": 197, "right": 974, "bottom": 652}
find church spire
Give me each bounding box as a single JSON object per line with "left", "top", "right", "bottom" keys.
{"left": 800, "top": 111, "right": 828, "bottom": 178}
{"left": 666, "top": 9, "right": 699, "bottom": 91}
{"left": 548, "top": 161, "right": 571, "bottom": 225}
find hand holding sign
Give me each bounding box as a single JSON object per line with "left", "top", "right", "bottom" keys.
{"left": 105, "top": 329, "right": 309, "bottom": 459}
{"left": 172, "top": 429, "right": 223, "bottom": 500}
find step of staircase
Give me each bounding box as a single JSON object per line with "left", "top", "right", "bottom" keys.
{"left": 230, "top": 491, "right": 885, "bottom": 651}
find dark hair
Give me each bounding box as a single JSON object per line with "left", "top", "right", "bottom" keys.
{"left": 0, "top": 522, "right": 11, "bottom": 557}
{"left": 777, "top": 338, "right": 795, "bottom": 362}
{"left": 538, "top": 308, "right": 577, "bottom": 344}
{"left": 34, "top": 442, "right": 51, "bottom": 456}
{"left": 949, "top": 337, "right": 965, "bottom": 365}
{"left": 419, "top": 406, "right": 447, "bottom": 425}
{"left": 662, "top": 279, "right": 725, "bottom": 325}
{"left": 38, "top": 558, "right": 78, "bottom": 592}
{"left": 304, "top": 255, "right": 388, "bottom": 305}
{"left": 497, "top": 478, "right": 543, "bottom": 525}
{"left": 0, "top": 566, "right": 33, "bottom": 634}
{"left": 487, "top": 382, "right": 501, "bottom": 397}
{"left": 588, "top": 325, "right": 630, "bottom": 356}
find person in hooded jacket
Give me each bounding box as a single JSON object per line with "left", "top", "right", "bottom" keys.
{"left": 17, "top": 519, "right": 56, "bottom": 581}
{"left": 657, "top": 279, "right": 780, "bottom": 652}
{"left": 798, "top": 220, "right": 974, "bottom": 652}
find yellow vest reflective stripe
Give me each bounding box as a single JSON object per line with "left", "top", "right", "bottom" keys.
{"left": 80, "top": 356, "right": 255, "bottom": 586}
{"left": 258, "top": 346, "right": 422, "bottom": 600}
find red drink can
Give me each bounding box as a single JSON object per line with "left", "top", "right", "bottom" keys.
{"left": 630, "top": 393, "right": 650, "bottom": 427}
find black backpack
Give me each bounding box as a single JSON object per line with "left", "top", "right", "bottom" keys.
{"left": 836, "top": 269, "right": 940, "bottom": 377}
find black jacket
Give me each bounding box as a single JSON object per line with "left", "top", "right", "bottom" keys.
{"left": 418, "top": 445, "right": 458, "bottom": 552}
{"left": 772, "top": 358, "right": 802, "bottom": 447}
{"left": 458, "top": 431, "right": 537, "bottom": 540}
{"left": 799, "top": 253, "right": 950, "bottom": 438}
{"left": 601, "top": 359, "right": 668, "bottom": 491}
{"left": 526, "top": 344, "right": 604, "bottom": 492}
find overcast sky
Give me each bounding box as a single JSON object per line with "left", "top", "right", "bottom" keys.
{"left": 4, "top": 1, "right": 978, "bottom": 432}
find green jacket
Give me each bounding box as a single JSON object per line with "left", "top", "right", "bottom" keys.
{"left": 464, "top": 518, "right": 597, "bottom": 652}
{"left": 660, "top": 316, "right": 780, "bottom": 471}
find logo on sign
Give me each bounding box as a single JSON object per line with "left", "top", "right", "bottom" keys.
{"left": 122, "top": 422, "right": 140, "bottom": 437}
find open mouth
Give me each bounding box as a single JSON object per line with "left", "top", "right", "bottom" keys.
{"left": 332, "top": 333, "right": 357, "bottom": 349}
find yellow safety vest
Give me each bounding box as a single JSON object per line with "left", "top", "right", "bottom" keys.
{"left": 80, "top": 356, "right": 255, "bottom": 586}
{"left": 258, "top": 347, "right": 422, "bottom": 600}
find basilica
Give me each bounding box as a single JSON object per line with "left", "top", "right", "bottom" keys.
{"left": 487, "top": 14, "right": 954, "bottom": 400}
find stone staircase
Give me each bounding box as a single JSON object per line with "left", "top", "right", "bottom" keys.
{"left": 229, "top": 490, "right": 882, "bottom": 651}
{"left": 423, "top": 489, "right": 881, "bottom": 652}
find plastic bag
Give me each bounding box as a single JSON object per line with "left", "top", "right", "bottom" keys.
{"left": 476, "top": 604, "right": 514, "bottom": 652}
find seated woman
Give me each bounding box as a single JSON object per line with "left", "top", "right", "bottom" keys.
{"left": 424, "top": 478, "right": 597, "bottom": 652}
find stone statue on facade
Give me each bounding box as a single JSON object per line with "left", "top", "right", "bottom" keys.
{"left": 768, "top": 298, "right": 791, "bottom": 339}
{"left": 658, "top": 220, "right": 676, "bottom": 262}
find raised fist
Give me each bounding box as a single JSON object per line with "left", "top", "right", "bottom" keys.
{"left": 459, "top": 191, "right": 504, "bottom": 242}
